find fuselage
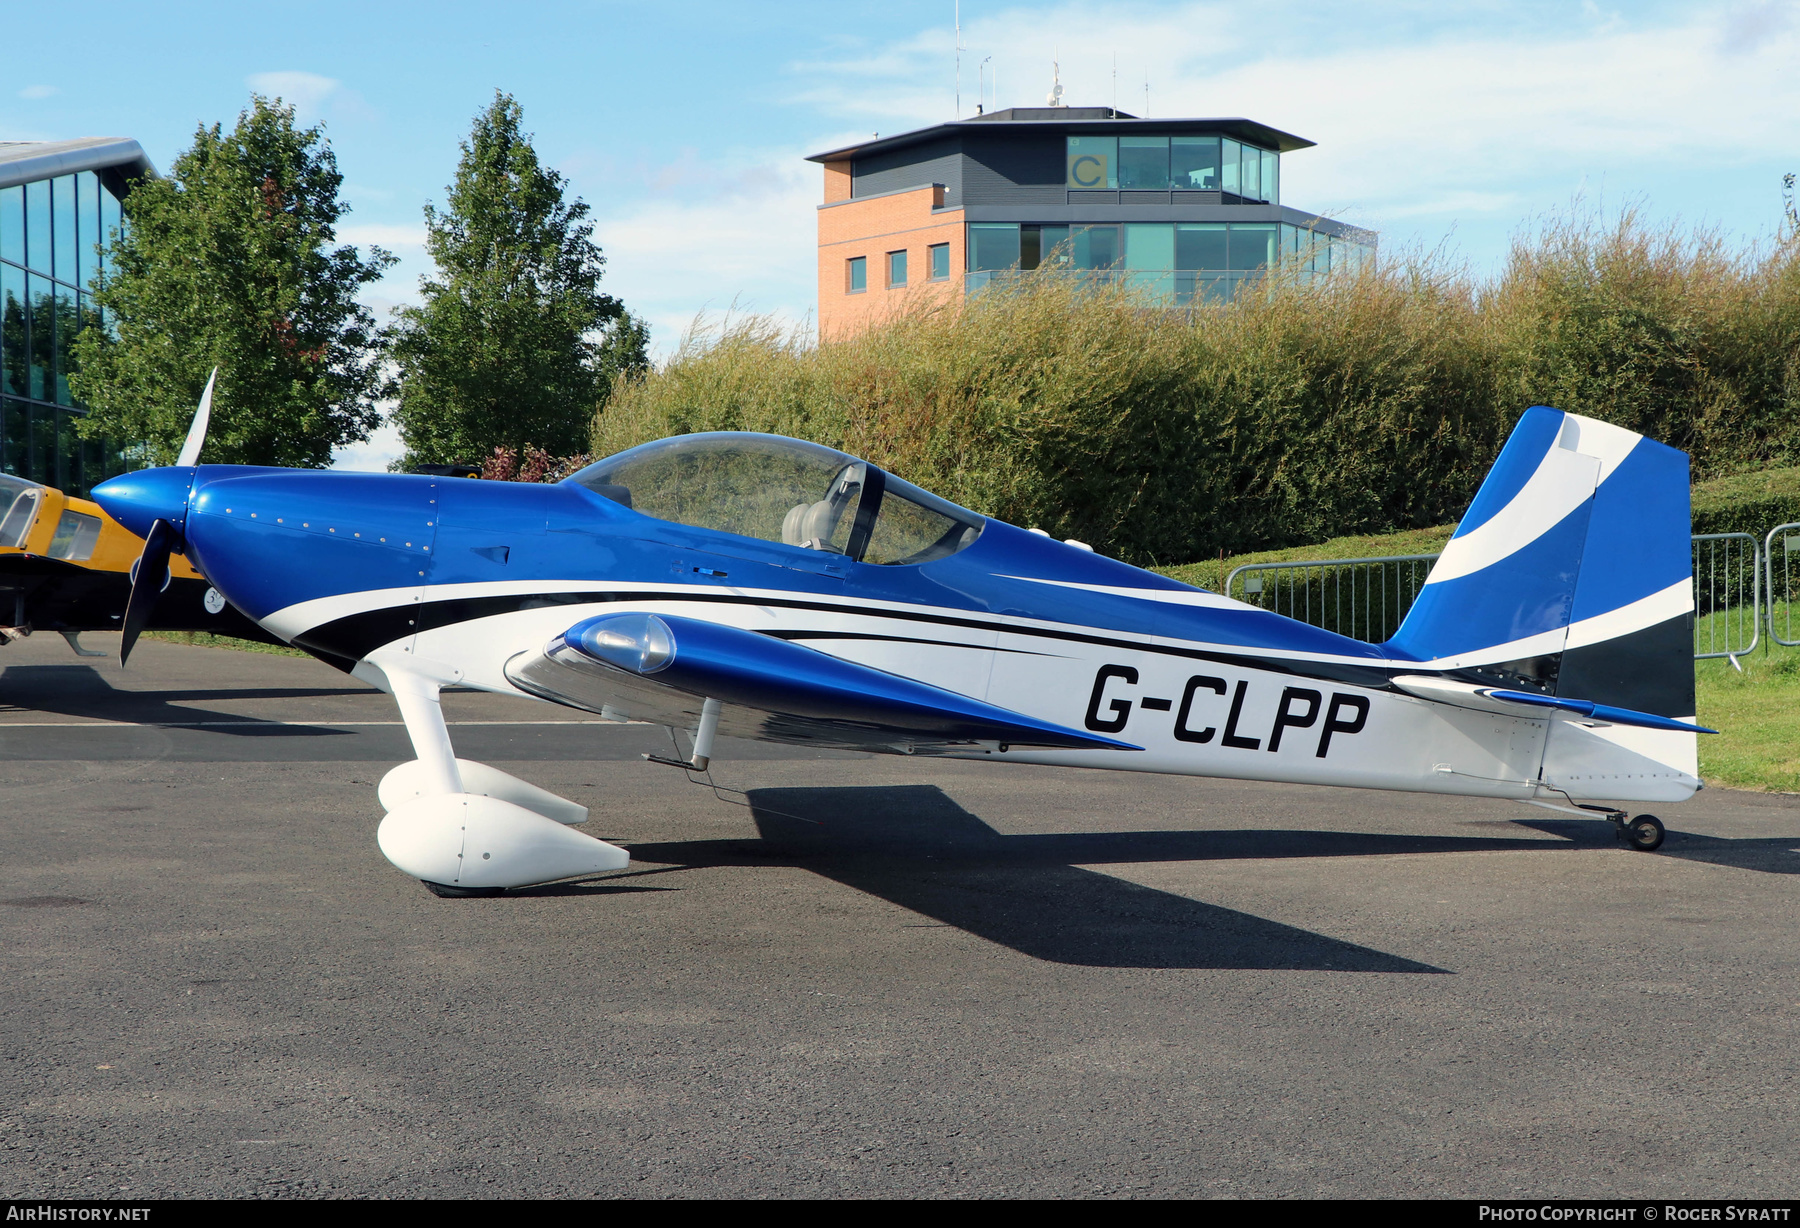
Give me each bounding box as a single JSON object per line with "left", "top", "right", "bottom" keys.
{"left": 91, "top": 463, "right": 1699, "bottom": 804}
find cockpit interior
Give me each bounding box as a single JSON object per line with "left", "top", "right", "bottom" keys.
{"left": 569, "top": 433, "right": 983, "bottom": 567}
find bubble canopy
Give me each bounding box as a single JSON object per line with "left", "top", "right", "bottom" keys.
{"left": 567, "top": 432, "right": 984, "bottom": 566}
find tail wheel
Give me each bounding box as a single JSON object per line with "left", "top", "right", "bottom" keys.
{"left": 1625, "top": 814, "right": 1665, "bottom": 852}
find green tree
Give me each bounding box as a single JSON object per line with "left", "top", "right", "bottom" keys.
{"left": 389, "top": 91, "right": 644, "bottom": 466}
{"left": 70, "top": 96, "right": 394, "bottom": 467}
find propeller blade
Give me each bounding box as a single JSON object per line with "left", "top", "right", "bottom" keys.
{"left": 120, "top": 518, "right": 178, "bottom": 666}
{"left": 174, "top": 368, "right": 217, "bottom": 468}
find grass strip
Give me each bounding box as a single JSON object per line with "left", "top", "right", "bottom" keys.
{"left": 141, "top": 630, "right": 309, "bottom": 658}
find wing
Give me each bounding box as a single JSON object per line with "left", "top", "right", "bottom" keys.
{"left": 504, "top": 611, "right": 1141, "bottom": 755}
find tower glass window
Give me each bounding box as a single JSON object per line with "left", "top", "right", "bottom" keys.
{"left": 846, "top": 256, "right": 867, "bottom": 293}
{"left": 1072, "top": 225, "right": 1120, "bottom": 271}
{"left": 77, "top": 172, "right": 99, "bottom": 289}
{"left": 53, "top": 284, "right": 75, "bottom": 405}
{"left": 1119, "top": 136, "right": 1169, "bottom": 189}
{"left": 52, "top": 176, "right": 76, "bottom": 283}
{"left": 1066, "top": 136, "right": 1118, "bottom": 189}
{"left": 967, "top": 223, "right": 1021, "bottom": 272}
{"left": 1019, "top": 225, "right": 1070, "bottom": 271}
{"left": 24, "top": 180, "right": 50, "bottom": 273}
{"left": 887, "top": 249, "right": 907, "bottom": 288}
{"left": 100, "top": 188, "right": 120, "bottom": 276}
{"left": 928, "top": 243, "right": 950, "bottom": 280}
{"left": 1171, "top": 137, "right": 1221, "bottom": 190}
{"left": 0, "top": 187, "right": 21, "bottom": 266}
{"left": 26, "top": 273, "right": 51, "bottom": 400}
{"left": 1124, "top": 224, "right": 1175, "bottom": 299}
{"left": 1176, "top": 224, "right": 1228, "bottom": 272}
{"left": 1228, "top": 224, "right": 1278, "bottom": 271}
{"left": 0, "top": 263, "right": 22, "bottom": 398}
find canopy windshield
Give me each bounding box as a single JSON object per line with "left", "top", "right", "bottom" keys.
{"left": 0, "top": 474, "right": 43, "bottom": 550}
{"left": 568, "top": 432, "right": 982, "bottom": 566}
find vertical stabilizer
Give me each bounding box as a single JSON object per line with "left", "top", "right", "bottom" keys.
{"left": 1386, "top": 406, "right": 1694, "bottom": 722}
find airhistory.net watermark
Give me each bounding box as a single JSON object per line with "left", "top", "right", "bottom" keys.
{"left": 5, "top": 1210, "right": 151, "bottom": 1222}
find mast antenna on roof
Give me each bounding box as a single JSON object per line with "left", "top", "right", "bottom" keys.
{"left": 954, "top": 1, "right": 962, "bottom": 118}
{"left": 1046, "top": 61, "right": 1064, "bottom": 107}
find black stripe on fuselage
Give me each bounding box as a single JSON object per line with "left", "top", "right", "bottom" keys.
{"left": 289, "top": 586, "right": 1403, "bottom": 689}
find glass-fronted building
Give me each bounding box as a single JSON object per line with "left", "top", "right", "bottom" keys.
{"left": 0, "top": 137, "right": 154, "bottom": 495}
{"left": 810, "top": 107, "right": 1375, "bottom": 335}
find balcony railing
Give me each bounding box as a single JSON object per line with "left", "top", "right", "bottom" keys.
{"left": 964, "top": 267, "right": 1271, "bottom": 304}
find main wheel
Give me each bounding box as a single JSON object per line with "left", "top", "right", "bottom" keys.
{"left": 1625, "top": 814, "right": 1665, "bottom": 852}
{"left": 421, "top": 880, "right": 505, "bottom": 898}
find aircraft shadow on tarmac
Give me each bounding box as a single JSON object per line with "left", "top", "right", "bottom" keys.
{"left": 616, "top": 784, "right": 1458, "bottom": 973}
{"left": 604, "top": 785, "right": 1800, "bottom": 971}
{"left": 0, "top": 663, "right": 366, "bottom": 736}
{"left": 1511, "top": 817, "right": 1800, "bottom": 876}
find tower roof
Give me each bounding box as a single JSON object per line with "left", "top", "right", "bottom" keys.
{"left": 806, "top": 111, "right": 1314, "bottom": 164}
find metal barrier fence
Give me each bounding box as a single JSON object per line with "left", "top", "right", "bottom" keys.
{"left": 1222, "top": 534, "right": 1773, "bottom": 661}
{"left": 1222, "top": 554, "right": 1440, "bottom": 644}
{"left": 1767, "top": 522, "right": 1800, "bottom": 648}
{"left": 1692, "top": 533, "right": 1760, "bottom": 661}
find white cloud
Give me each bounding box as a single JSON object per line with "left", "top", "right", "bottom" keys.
{"left": 326, "top": 1, "right": 1800, "bottom": 392}
{"left": 331, "top": 416, "right": 402, "bottom": 472}
{"left": 17, "top": 85, "right": 57, "bottom": 101}
{"left": 245, "top": 71, "right": 341, "bottom": 121}
{"left": 583, "top": 150, "right": 823, "bottom": 358}
{"left": 360, "top": 3, "right": 1800, "bottom": 379}
{"left": 783, "top": 1, "right": 1800, "bottom": 241}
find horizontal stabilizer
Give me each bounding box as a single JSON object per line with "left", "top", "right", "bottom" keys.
{"left": 1481, "top": 689, "right": 1716, "bottom": 735}
{"left": 1391, "top": 675, "right": 1714, "bottom": 734}
{"left": 514, "top": 611, "right": 1139, "bottom": 753}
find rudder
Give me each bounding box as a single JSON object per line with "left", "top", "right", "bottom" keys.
{"left": 1387, "top": 406, "right": 1694, "bottom": 722}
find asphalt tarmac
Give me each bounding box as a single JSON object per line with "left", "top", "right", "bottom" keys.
{"left": 1, "top": 633, "right": 1797, "bottom": 1199}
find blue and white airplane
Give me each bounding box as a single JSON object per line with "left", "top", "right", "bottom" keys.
{"left": 92, "top": 402, "right": 1708, "bottom": 896}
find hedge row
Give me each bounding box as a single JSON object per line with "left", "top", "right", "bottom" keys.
{"left": 1691, "top": 466, "right": 1800, "bottom": 537}
{"left": 593, "top": 211, "right": 1800, "bottom": 568}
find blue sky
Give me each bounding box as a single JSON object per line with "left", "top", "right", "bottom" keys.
{"left": 5, "top": 1, "right": 1797, "bottom": 467}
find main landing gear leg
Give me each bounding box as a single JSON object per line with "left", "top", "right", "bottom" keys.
{"left": 370, "top": 661, "right": 628, "bottom": 896}
{"left": 388, "top": 671, "right": 499, "bottom": 897}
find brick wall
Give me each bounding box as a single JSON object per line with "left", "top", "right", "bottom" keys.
{"left": 817, "top": 183, "right": 964, "bottom": 338}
